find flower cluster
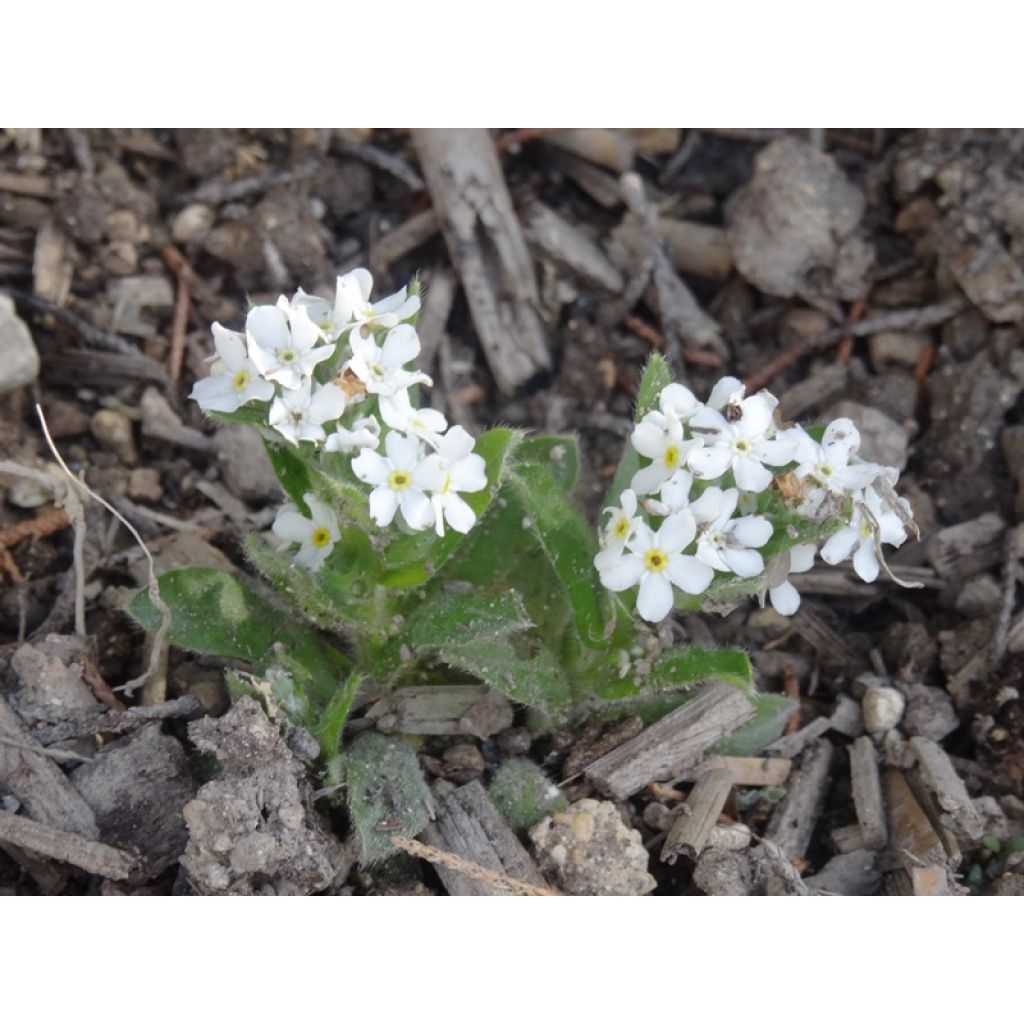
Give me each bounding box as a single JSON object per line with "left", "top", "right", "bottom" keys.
{"left": 595, "top": 376, "right": 915, "bottom": 623}
{"left": 190, "top": 270, "right": 487, "bottom": 569}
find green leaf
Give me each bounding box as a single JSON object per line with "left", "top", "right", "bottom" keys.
{"left": 343, "top": 732, "right": 435, "bottom": 865}
{"left": 401, "top": 589, "right": 532, "bottom": 651}
{"left": 125, "top": 568, "right": 284, "bottom": 661}
{"left": 605, "top": 353, "right": 672, "bottom": 509}
{"left": 651, "top": 647, "right": 755, "bottom": 696}
{"left": 712, "top": 694, "right": 795, "bottom": 756}
{"left": 440, "top": 634, "right": 572, "bottom": 716}
{"left": 262, "top": 439, "right": 313, "bottom": 514}
{"left": 314, "top": 670, "right": 363, "bottom": 758}
{"left": 380, "top": 427, "right": 522, "bottom": 588}
{"left": 489, "top": 758, "right": 567, "bottom": 835}
{"left": 517, "top": 435, "right": 580, "bottom": 494}
{"left": 508, "top": 462, "right": 610, "bottom": 647}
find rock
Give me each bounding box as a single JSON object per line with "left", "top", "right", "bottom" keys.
{"left": 171, "top": 203, "right": 215, "bottom": 245}
{"left": 829, "top": 400, "right": 908, "bottom": 471}
{"left": 45, "top": 397, "right": 91, "bottom": 438}
{"left": 863, "top": 687, "right": 906, "bottom": 734}
{"left": 900, "top": 682, "right": 959, "bottom": 742}
{"left": 727, "top": 137, "right": 870, "bottom": 303}
{"left": 692, "top": 847, "right": 755, "bottom": 896}
{"left": 0, "top": 293, "right": 40, "bottom": 393}
{"left": 126, "top": 467, "right": 163, "bottom": 503}
{"left": 10, "top": 635, "right": 99, "bottom": 712}
{"left": 181, "top": 698, "right": 350, "bottom": 895}
{"left": 954, "top": 575, "right": 1002, "bottom": 617}
{"left": 529, "top": 798, "right": 656, "bottom": 896}
{"left": 90, "top": 409, "right": 137, "bottom": 466}
{"left": 103, "top": 209, "right": 140, "bottom": 244}
{"left": 708, "top": 822, "right": 752, "bottom": 851}
{"left": 214, "top": 423, "right": 280, "bottom": 504}
{"left": 804, "top": 850, "right": 880, "bottom": 895}
{"left": 868, "top": 331, "right": 930, "bottom": 370}
{"left": 71, "top": 724, "right": 194, "bottom": 875}
{"left": 99, "top": 240, "right": 139, "bottom": 276}
{"left": 442, "top": 743, "right": 485, "bottom": 784}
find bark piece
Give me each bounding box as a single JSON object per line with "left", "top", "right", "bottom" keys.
{"left": 910, "top": 737, "right": 985, "bottom": 842}
{"left": 765, "top": 740, "right": 834, "bottom": 861}
{"left": 850, "top": 736, "right": 888, "bottom": 850}
{"left": 423, "top": 780, "right": 545, "bottom": 897}
{"left": 523, "top": 200, "right": 624, "bottom": 293}
{"left": 661, "top": 764, "right": 733, "bottom": 862}
{"left": 584, "top": 684, "right": 755, "bottom": 800}
{"left": 411, "top": 128, "right": 550, "bottom": 393}
{"left": 883, "top": 768, "right": 948, "bottom": 869}
{"left": 0, "top": 809, "right": 140, "bottom": 881}
{"left": 765, "top": 716, "right": 831, "bottom": 759}
{"left": 0, "top": 693, "right": 98, "bottom": 839}
{"left": 678, "top": 755, "right": 791, "bottom": 787}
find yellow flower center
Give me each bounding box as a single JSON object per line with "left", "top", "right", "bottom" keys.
{"left": 733, "top": 437, "right": 751, "bottom": 454}
{"left": 664, "top": 446, "right": 680, "bottom": 469}
{"left": 613, "top": 517, "right": 630, "bottom": 538}
{"left": 643, "top": 548, "right": 669, "bottom": 573}
{"left": 279, "top": 349, "right": 297, "bottom": 364}
{"left": 311, "top": 527, "right": 332, "bottom": 548}
{"left": 439, "top": 472, "right": 452, "bottom": 496}
{"left": 859, "top": 519, "right": 874, "bottom": 540}
{"left": 231, "top": 369, "right": 250, "bottom": 391}
{"left": 389, "top": 470, "right": 411, "bottom": 491}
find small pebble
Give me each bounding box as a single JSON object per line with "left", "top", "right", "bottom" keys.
{"left": 172, "top": 203, "right": 215, "bottom": 245}
{"left": 0, "top": 293, "right": 40, "bottom": 394}
{"left": 708, "top": 822, "right": 753, "bottom": 851}
{"left": 127, "top": 467, "right": 163, "bottom": 503}
{"left": 90, "top": 409, "right": 137, "bottom": 465}
{"left": 442, "top": 743, "right": 485, "bottom": 784}
{"left": 863, "top": 687, "right": 906, "bottom": 733}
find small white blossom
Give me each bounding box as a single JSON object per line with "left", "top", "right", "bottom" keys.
{"left": 344, "top": 324, "right": 431, "bottom": 397}
{"left": 691, "top": 486, "right": 774, "bottom": 577}
{"left": 597, "top": 489, "right": 641, "bottom": 556}
{"left": 820, "top": 486, "right": 909, "bottom": 582}
{"left": 268, "top": 381, "right": 347, "bottom": 446}
{"left": 767, "top": 543, "right": 816, "bottom": 615}
{"left": 272, "top": 492, "right": 340, "bottom": 571}
{"left": 352, "top": 431, "right": 434, "bottom": 531}
{"left": 413, "top": 426, "right": 488, "bottom": 537}
{"left": 706, "top": 375, "right": 745, "bottom": 410}
{"left": 794, "top": 418, "right": 883, "bottom": 495}
{"left": 688, "top": 392, "right": 796, "bottom": 493}
{"left": 379, "top": 388, "right": 447, "bottom": 447}
{"left": 333, "top": 268, "right": 421, "bottom": 340}
{"left": 630, "top": 406, "right": 702, "bottom": 495}
{"left": 190, "top": 323, "right": 274, "bottom": 413}
{"left": 324, "top": 416, "right": 381, "bottom": 454}
{"left": 596, "top": 511, "right": 713, "bottom": 622}
{"left": 659, "top": 382, "right": 701, "bottom": 421}
{"left": 247, "top": 298, "right": 334, "bottom": 390}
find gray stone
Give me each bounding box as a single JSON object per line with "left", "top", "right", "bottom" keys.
{"left": 214, "top": 423, "right": 281, "bottom": 504}
{"left": 90, "top": 408, "right": 137, "bottom": 466}
{"left": 692, "top": 848, "right": 755, "bottom": 896}
{"left": 530, "top": 798, "right": 656, "bottom": 896}
{"left": 0, "top": 294, "right": 40, "bottom": 393}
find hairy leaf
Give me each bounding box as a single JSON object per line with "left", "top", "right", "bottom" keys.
{"left": 489, "top": 758, "right": 567, "bottom": 835}
{"left": 315, "top": 670, "right": 364, "bottom": 758}
{"left": 517, "top": 434, "right": 580, "bottom": 494}
{"left": 713, "top": 693, "right": 795, "bottom": 756}
{"left": 262, "top": 439, "right": 313, "bottom": 514}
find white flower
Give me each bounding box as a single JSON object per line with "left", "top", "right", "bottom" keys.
{"left": 333, "top": 268, "right": 421, "bottom": 340}
{"left": 691, "top": 486, "right": 773, "bottom": 577}
{"left": 596, "top": 511, "right": 713, "bottom": 622}
{"left": 352, "top": 431, "right": 434, "bottom": 531}
{"left": 820, "top": 486, "right": 909, "bottom": 583}
{"left": 268, "top": 380, "right": 347, "bottom": 445}
{"left": 190, "top": 323, "right": 274, "bottom": 413}
{"left": 324, "top": 416, "right": 381, "bottom": 454}
{"left": 794, "top": 419, "right": 883, "bottom": 495}
{"left": 597, "top": 489, "right": 641, "bottom": 556}
{"left": 659, "top": 382, "right": 701, "bottom": 421}
{"left": 767, "top": 543, "right": 816, "bottom": 615}
{"left": 412, "top": 426, "right": 488, "bottom": 537}
{"left": 706, "top": 375, "right": 745, "bottom": 411}
{"left": 272, "top": 492, "right": 340, "bottom": 571}
{"left": 344, "top": 323, "right": 431, "bottom": 397}
{"left": 688, "top": 391, "right": 796, "bottom": 493}
{"left": 379, "top": 388, "right": 447, "bottom": 447}
{"left": 630, "top": 406, "right": 702, "bottom": 495}
{"left": 247, "top": 298, "right": 334, "bottom": 390}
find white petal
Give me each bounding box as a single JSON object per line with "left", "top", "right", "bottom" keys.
{"left": 308, "top": 383, "right": 347, "bottom": 424}
{"left": 191, "top": 375, "right": 242, "bottom": 413}
{"left": 450, "top": 454, "right": 488, "bottom": 493}
{"left": 852, "top": 541, "right": 879, "bottom": 582}
{"left": 273, "top": 508, "right": 313, "bottom": 545}
{"left": 730, "top": 515, "right": 773, "bottom": 548}
{"left": 289, "top": 305, "right": 324, "bottom": 352}
{"left": 708, "top": 376, "right": 744, "bottom": 409}
{"left": 769, "top": 581, "right": 801, "bottom": 616}
{"left": 732, "top": 455, "right": 773, "bottom": 493}
{"left": 636, "top": 573, "right": 674, "bottom": 623}
{"left": 821, "top": 527, "right": 859, "bottom": 565}
{"left": 599, "top": 554, "right": 645, "bottom": 591}
{"left": 689, "top": 486, "right": 728, "bottom": 524}
{"left": 352, "top": 449, "right": 390, "bottom": 486}
{"left": 380, "top": 324, "right": 421, "bottom": 368}
{"left": 439, "top": 425, "right": 476, "bottom": 462}
{"left": 722, "top": 547, "right": 764, "bottom": 577}
{"left": 442, "top": 492, "right": 477, "bottom": 534}
{"left": 631, "top": 462, "right": 670, "bottom": 495}
{"left": 836, "top": 462, "right": 882, "bottom": 491}
{"left": 689, "top": 406, "right": 729, "bottom": 436}
{"left": 246, "top": 304, "right": 290, "bottom": 350}
{"left": 212, "top": 324, "right": 248, "bottom": 369}
{"left": 823, "top": 418, "right": 860, "bottom": 461}
{"left": 737, "top": 394, "right": 772, "bottom": 437}
{"left": 400, "top": 488, "right": 434, "bottom": 531}
{"left": 385, "top": 430, "right": 422, "bottom": 469}
{"left": 790, "top": 543, "right": 817, "bottom": 573}
{"left": 665, "top": 555, "right": 714, "bottom": 595}
{"left": 368, "top": 486, "right": 398, "bottom": 527}
{"left": 412, "top": 454, "right": 447, "bottom": 491}
{"left": 688, "top": 445, "right": 733, "bottom": 480}
{"left": 656, "top": 511, "right": 696, "bottom": 554}
{"left": 756, "top": 437, "right": 798, "bottom": 466}
{"left": 631, "top": 421, "right": 668, "bottom": 459}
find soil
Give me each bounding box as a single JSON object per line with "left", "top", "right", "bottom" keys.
{"left": 2, "top": 128, "right": 1024, "bottom": 895}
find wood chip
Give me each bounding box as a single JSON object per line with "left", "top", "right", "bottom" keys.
{"left": 850, "top": 736, "right": 888, "bottom": 850}
{"left": 765, "top": 739, "right": 834, "bottom": 861}
{"left": 523, "top": 200, "right": 624, "bottom": 293}
{"left": 411, "top": 128, "right": 551, "bottom": 393}
{"left": 909, "top": 736, "right": 985, "bottom": 842}
{"left": 926, "top": 513, "right": 1005, "bottom": 578}
{"left": 883, "top": 768, "right": 948, "bottom": 869}
{"left": 420, "top": 780, "right": 546, "bottom": 896}
{"left": 678, "top": 755, "right": 792, "bottom": 787}
{"left": 584, "top": 684, "right": 755, "bottom": 800}
{"left": 765, "top": 716, "right": 831, "bottom": 759}
{"left": 661, "top": 764, "right": 733, "bottom": 863}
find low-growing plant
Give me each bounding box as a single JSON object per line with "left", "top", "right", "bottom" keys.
{"left": 126, "top": 268, "right": 916, "bottom": 860}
